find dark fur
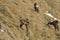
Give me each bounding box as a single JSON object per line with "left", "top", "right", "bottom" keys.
{"left": 20, "top": 18, "right": 29, "bottom": 36}
{"left": 34, "top": 3, "right": 39, "bottom": 12}
{"left": 47, "top": 20, "right": 59, "bottom": 31}
{"left": 20, "top": 18, "right": 29, "bottom": 30}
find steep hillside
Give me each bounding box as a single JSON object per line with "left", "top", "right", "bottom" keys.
{"left": 0, "top": 0, "right": 60, "bottom": 40}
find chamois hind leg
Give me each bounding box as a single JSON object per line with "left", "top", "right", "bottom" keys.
{"left": 25, "top": 24, "right": 29, "bottom": 36}
{"left": 46, "top": 22, "right": 51, "bottom": 28}
{"left": 56, "top": 25, "right": 59, "bottom": 31}
{"left": 20, "top": 24, "right": 23, "bottom": 30}
{"left": 54, "top": 25, "right": 58, "bottom": 31}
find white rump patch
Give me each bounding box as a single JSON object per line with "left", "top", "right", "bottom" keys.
{"left": 0, "top": 29, "right": 4, "bottom": 32}
{"left": 44, "top": 11, "right": 60, "bottom": 22}
{"left": 36, "top": 5, "right": 39, "bottom": 7}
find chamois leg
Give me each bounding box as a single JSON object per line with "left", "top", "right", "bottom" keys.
{"left": 35, "top": 7, "right": 39, "bottom": 12}
{"left": 56, "top": 25, "right": 59, "bottom": 31}
{"left": 47, "top": 23, "right": 50, "bottom": 28}
{"left": 20, "top": 24, "right": 23, "bottom": 30}
{"left": 54, "top": 25, "right": 58, "bottom": 31}
{"left": 25, "top": 24, "right": 29, "bottom": 36}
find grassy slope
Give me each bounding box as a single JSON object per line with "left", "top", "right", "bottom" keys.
{"left": 0, "top": 0, "right": 60, "bottom": 40}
